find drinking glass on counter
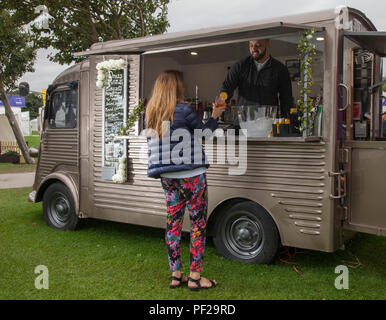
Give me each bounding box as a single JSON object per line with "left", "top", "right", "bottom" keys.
{"left": 202, "top": 111, "right": 209, "bottom": 123}
{"left": 214, "top": 95, "right": 226, "bottom": 108}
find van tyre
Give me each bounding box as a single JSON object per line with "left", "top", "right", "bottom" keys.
{"left": 43, "top": 182, "right": 79, "bottom": 230}
{"left": 213, "top": 201, "right": 280, "bottom": 264}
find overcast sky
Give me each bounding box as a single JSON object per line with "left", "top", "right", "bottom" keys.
{"left": 20, "top": 0, "right": 386, "bottom": 93}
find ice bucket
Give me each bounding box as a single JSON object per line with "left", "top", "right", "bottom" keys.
{"left": 237, "top": 105, "right": 278, "bottom": 137}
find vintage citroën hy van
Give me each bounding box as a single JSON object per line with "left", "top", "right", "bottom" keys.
{"left": 29, "top": 6, "right": 386, "bottom": 264}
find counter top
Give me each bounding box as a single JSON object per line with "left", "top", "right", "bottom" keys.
{"left": 115, "top": 135, "right": 323, "bottom": 143}
{"left": 243, "top": 136, "right": 323, "bottom": 142}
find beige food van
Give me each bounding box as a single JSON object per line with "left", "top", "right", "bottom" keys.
{"left": 28, "top": 6, "right": 386, "bottom": 264}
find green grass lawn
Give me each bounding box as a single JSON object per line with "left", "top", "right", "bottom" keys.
{"left": 0, "top": 187, "right": 385, "bottom": 300}
{"left": 25, "top": 135, "right": 41, "bottom": 149}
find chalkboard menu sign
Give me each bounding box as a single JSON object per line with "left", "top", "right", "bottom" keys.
{"left": 103, "top": 69, "right": 126, "bottom": 171}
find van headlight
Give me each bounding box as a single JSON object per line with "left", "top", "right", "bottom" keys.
{"left": 28, "top": 190, "right": 36, "bottom": 203}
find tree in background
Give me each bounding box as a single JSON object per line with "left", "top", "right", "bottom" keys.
{"left": 0, "top": 9, "right": 37, "bottom": 164}
{"left": 0, "top": 0, "right": 171, "bottom": 165}
{"left": 8, "top": 0, "right": 170, "bottom": 65}
{"left": 26, "top": 93, "right": 43, "bottom": 119}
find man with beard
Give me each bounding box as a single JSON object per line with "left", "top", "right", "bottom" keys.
{"left": 219, "top": 39, "right": 293, "bottom": 120}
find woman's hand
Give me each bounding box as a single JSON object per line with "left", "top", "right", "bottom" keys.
{"left": 211, "top": 96, "right": 226, "bottom": 119}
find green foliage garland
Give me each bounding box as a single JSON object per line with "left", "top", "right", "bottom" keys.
{"left": 118, "top": 98, "right": 146, "bottom": 135}
{"left": 297, "top": 29, "right": 316, "bottom": 135}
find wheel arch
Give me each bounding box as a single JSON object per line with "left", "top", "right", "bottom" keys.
{"left": 35, "top": 172, "right": 79, "bottom": 215}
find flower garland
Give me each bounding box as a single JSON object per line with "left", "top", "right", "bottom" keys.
{"left": 297, "top": 29, "right": 316, "bottom": 136}
{"left": 112, "top": 156, "right": 127, "bottom": 183}
{"left": 96, "top": 59, "right": 126, "bottom": 89}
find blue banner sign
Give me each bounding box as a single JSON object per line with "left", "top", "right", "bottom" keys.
{"left": 0, "top": 95, "right": 26, "bottom": 107}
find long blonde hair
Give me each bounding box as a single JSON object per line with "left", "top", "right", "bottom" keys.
{"left": 146, "top": 70, "right": 185, "bottom": 136}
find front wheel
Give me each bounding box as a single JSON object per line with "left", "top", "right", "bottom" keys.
{"left": 213, "top": 201, "right": 280, "bottom": 264}
{"left": 43, "top": 182, "right": 79, "bottom": 230}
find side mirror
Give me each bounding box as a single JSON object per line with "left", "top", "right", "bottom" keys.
{"left": 19, "top": 82, "right": 30, "bottom": 97}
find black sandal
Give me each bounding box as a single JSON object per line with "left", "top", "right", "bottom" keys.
{"left": 188, "top": 277, "right": 217, "bottom": 291}
{"left": 169, "top": 275, "right": 188, "bottom": 289}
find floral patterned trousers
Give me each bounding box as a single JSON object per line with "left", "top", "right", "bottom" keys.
{"left": 160, "top": 173, "right": 208, "bottom": 273}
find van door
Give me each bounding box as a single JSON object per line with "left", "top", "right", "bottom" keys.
{"left": 341, "top": 32, "right": 386, "bottom": 236}
{"left": 345, "top": 140, "right": 386, "bottom": 236}
{"left": 37, "top": 83, "right": 79, "bottom": 184}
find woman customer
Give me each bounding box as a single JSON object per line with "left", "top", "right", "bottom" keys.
{"left": 146, "top": 70, "right": 225, "bottom": 291}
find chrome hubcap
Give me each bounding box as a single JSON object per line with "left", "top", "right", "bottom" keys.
{"left": 50, "top": 192, "right": 70, "bottom": 224}
{"left": 231, "top": 217, "right": 262, "bottom": 250}
{"left": 224, "top": 213, "right": 265, "bottom": 258}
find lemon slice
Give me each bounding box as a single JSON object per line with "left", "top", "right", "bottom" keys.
{"left": 220, "top": 92, "right": 228, "bottom": 101}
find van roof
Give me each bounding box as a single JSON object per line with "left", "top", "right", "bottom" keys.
{"left": 74, "top": 6, "right": 376, "bottom": 57}
{"left": 53, "top": 63, "right": 81, "bottom": 85}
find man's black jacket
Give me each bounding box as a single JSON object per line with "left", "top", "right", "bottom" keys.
{"left": 220, "top": 55, "right": 293, "bottom": 117}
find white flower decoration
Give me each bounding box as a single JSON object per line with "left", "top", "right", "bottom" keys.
{"left": 96, "top": 59, "right": 127, "bottom": 89}
{"left": 112, "top": 156, "right": 127, "bottom": 183}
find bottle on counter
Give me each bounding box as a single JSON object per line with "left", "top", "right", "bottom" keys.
{"left": 281, "top": 118, "right": 290, "bottom": 136}
{"left": 197, "top": 100, "right": 203, "bottom": 119}
{"left": 273, "top": 118, "right": 282, "bottom": 136}
{"left": 289, "top": 107, "right": 301, "bottom": 136}
{"left": 313, "top": 105, "right": 323, "bottom": 136}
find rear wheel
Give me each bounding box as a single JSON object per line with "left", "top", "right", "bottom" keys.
{"left": 213, "top": 201, "right": 280, "bottom": 264}
{"left": 43, "top": 182, "right": 79, "bottom": 230}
